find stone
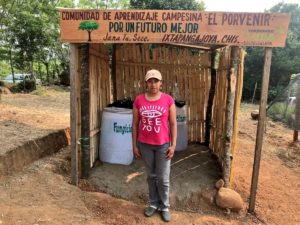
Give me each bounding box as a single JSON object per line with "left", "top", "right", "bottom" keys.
{"left": 251, "top": 110, "right": 259, "bottom": 120}
{"left": 215, "top": 187, "right": 244, "bottom": 212}
{"left": 0, "top": 86, "right": 11, "bottom": 94}
{"left": 215, "top": 179, "right": 225, "bottom": 189}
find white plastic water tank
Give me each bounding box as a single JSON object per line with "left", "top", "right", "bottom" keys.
{"left": 99, "top": 107, "right": 133, "bottom": 165}
{"left": 176, "top": 105, "right": 188, "bottom": 151}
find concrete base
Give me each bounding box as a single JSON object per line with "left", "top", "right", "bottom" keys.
{"left": 89, "top": 144, "right": 222, "bottom": 211}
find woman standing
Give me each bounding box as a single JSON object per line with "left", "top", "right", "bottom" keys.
{"left": 132, "top": 69, "right": 177, "bottom": 222}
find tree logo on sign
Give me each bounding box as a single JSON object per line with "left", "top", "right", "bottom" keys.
{"left": 79, "top": 20, "right": 99, "bottom": 42}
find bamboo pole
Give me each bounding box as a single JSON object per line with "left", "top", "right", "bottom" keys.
{"left": 70, "top": 44, "right": 80, "bottom": 185}
{"left": 205, "top": 50, "right": 217, "bottom": 146}
{"left": 223, "top": 46, "right": 239, "bottom": 188}
{"left": 80, "top": 43, "right": 90, "bottom": 179}
{"left": 111, "top": 44, "right": 117, "bottom": 102}
{"left": 249, "top": 47, "right": 273, "bottom": 213}
{"left": 230, "top": 49, "right": 245, "bottom": 186}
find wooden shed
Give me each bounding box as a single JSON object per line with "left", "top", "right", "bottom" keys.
{"left": 60, "top": 9, "right": 291, "bottom": 212}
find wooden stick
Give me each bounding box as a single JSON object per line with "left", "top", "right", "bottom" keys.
{"left": 80, "top": 43, "right": 90, "bottom": 179}
{"left": 249, "top": 47, "right": 273, "bottom": 213}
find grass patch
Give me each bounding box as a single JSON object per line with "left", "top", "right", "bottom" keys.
{"left": 31, "top": 85, "right": 70, "bottom": 96}
{"left": 267, "top": 102, "right": 296, "bottom": 127}
{"left": 31, "top": 86, "right": 48, "bottom": 96}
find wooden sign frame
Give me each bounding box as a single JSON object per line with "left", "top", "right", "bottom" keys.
{"left": 60, "top": 9, "right": 291, "bottom": 47}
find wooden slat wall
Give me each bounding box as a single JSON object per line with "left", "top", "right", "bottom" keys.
{"left": 209, "top": 47, "right": 245, "bottom": 170}
{"left": 115, "top": 44, "right": 210, "bottom": 142}
{"left": 89, "top": 44, "right": 111, "bottom": 166}
{"left": 210, "top": 47, "right": 231, "bottom": 161}
{"left": 72, "top": 44, "right": 244, "bottom": 179}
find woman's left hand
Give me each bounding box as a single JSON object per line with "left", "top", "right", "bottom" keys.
{"left": 166, "top": 146, "right": 175, "bottom": 160}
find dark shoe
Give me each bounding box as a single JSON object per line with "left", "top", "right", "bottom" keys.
{"left": 161, "top": 210, "right": 171, "bottom": 222}
{"left": 144, "top": 206, "right": 157, "bottom": 217}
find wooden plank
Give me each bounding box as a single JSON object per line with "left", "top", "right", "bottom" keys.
{"left": 249, "top": 47, "right": 273, "bottom": 213}
{"left": 70, "top": 44, "right": 79, "bottom": 186}
{"left": 163, "top": 43, "right": 210, "bottom": 50}
{"left": 60, "top": 9, "right": 291, "bottom": 48}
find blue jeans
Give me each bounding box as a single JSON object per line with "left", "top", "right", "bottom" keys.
{"left": 138, "top": 142, "right": 171, "bottom": 210}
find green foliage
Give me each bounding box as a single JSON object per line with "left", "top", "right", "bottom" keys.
{"left": 243, "top": 3, "right": 300, "bottom": 102}
{"left": 79, "top": 21, "right": 99, "bottom": 31}
{"left": 268, "top": 85, "right": 286, "bottom": 101}
{"left": 0, "top": 61, "right": 12, "bottom": 78}
{"left": 0, "top": 0, "right": 71, "bottom": 84}
{"left": 129, "top": 0, "right": 205, "bottom": 10}
{"left": 78, "top": 0, "right": 129, "bottom": 9}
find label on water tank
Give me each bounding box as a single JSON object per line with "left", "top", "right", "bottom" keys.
{"left": 113, "top": 122, "right": 132, "bottom": 134}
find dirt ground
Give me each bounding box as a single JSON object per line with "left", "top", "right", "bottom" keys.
{"left": 0, "top": 86, "right": 299, "bottom": 225}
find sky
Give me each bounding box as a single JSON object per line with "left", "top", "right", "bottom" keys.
{"left": 204, "top": 0, "right": 300, "bottom": 12}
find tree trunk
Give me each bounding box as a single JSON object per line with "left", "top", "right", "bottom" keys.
{"left": 9, "top": 47, "right": 15, "bottom": 83}
{"left": 45, "top": 62, "right": 50, "bottom": 84}
{"left": 38, "top": 62, "right": 42, "bottom": 80}
{"left": 54, "top": 60, "right": 60, "bottom": 83}
{"left": 52, "top": 69, "right": 55, "bottom": 82}
{"left": 80, "top": 43, "right": 90, "bottom": 178}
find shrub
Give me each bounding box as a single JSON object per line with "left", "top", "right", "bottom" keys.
{"left": 9, "top": 80, "right": 36, "bottom": 93}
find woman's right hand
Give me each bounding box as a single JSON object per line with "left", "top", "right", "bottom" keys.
{"left": 133, "top": 146, "right": 141, "bottom": 159}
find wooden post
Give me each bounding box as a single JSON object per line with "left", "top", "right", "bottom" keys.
{"left": 249, "top": 47, "right": 273, "bottom": 213}
{"left": 294, "top": 76, "right": 300, "bottom": 142}
{"left": 294, "top": 131, "right": 299, "bottom": 141}
{"left": 223, "top": 46, "right": 239, "bottom": 187}
{"left": 205, "top": 50, "right": 217, "bottom": 147}
{"left": 80, "top": 43, "right": 90, "bottom": 179}
{"left": 111, "top": 44, "right": 117, "bottom": 102}
{"left": 70, "top": 44, "right": 80, "bottom": 185}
